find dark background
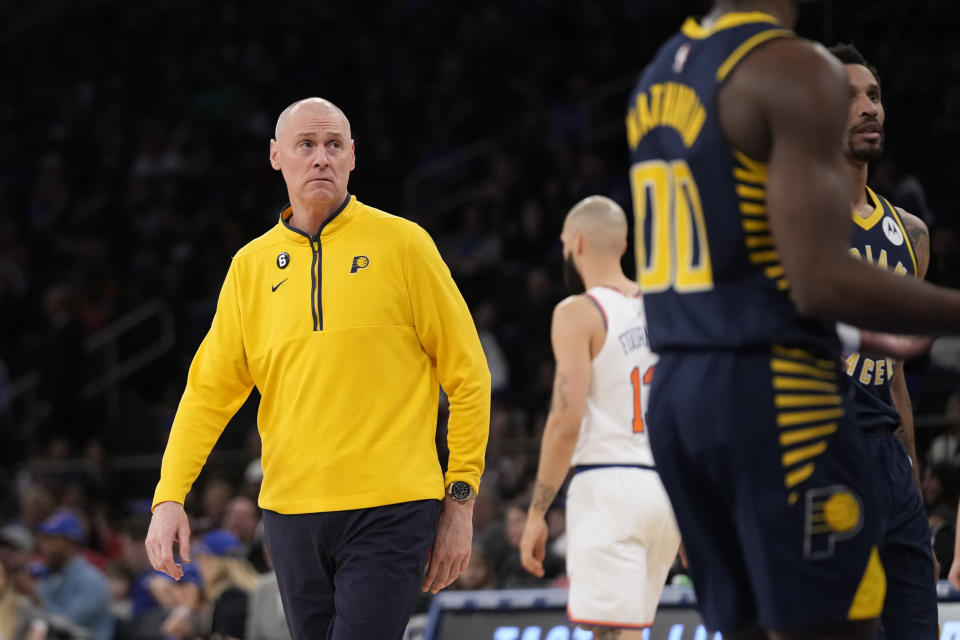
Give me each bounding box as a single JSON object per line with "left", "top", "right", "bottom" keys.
{"left": 1, "top": 0, "right": 959, "bottom": 590}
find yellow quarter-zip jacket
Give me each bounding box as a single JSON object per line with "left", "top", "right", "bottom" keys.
{"left": 153, "top": 195, "right": 490, "bottom": 513}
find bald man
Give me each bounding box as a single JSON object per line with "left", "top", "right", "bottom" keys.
{"left": 146, "top": 98, "right": 491, "bottom": 640}
{"left": 519, "top": 196, "right": 680, "bottom": 637}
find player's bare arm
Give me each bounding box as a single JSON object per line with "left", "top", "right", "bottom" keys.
{"left": 889, "top": 369, "right": 920, "bottom": 485}
{"left": 723, "top": 38, "right": 960, "bottom": 334}
{"left": 898, "top": 208, "right": 930, "bottom": 280}
{"left": 520, "top": 296, "right": 600, "bottom": 578}
{"left": 888, "top": 208, "right": 930, "bottom": 485}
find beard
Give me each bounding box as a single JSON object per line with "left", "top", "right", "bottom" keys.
{"left": 563, "top": 253, "right": 586, "bottom": 295}
{"left": 847, "top": 131, "right": 885, "bottom": 163}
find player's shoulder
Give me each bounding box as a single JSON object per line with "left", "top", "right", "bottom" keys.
{"left": 895, "top": 207, "right": 929, "bottom": 240}
{"left": 895, "top": 206, "right": 930, "bottom": 274}
{"left": 731, "top": 36, "right": 846, "bottom": 103}
{"left": 740, "top": 36, "right": 841, "bottom": 77}
{"left": 553, "top": 294, "right": 606, "bottom": 331}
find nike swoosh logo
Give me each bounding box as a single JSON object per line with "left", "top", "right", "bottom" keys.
{"left": 271, "top": 279, "right": 288, "bottom": 292}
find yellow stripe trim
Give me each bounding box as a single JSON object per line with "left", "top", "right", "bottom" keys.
{"left": 774, "top": 394, "right": 843, "bottom": 409}
{"left": 772, "top": 346, "right": 835, "bottom": 369}
{"left": 746, "top": 235, "right": 774, "bottom": 248}
{"left": 771, "top": 358, "right": 838, "bottom": 380}
{"left": 852, "top": 187, "right": 884, "bottom": 230}
{"left": 681, "top": 11, "right": 779, "bottom": 39}
{"left": 736, "top": 184, "right": 766, "bottom": 200}
{"left": 785, "top": 462, "right": 815, "bottom": 488}
{"left": 774, "top": 345, "right": 815, "bottom": 359}
{"left": 742, "top": 219, "right": 770, "bottom": 232}
{"left": 773, "top": 376, "right": 838, "bottom": 392}
{"left": 749, "top": 250, "right": 779, "bottom": 263}
{"left": 776, "top": 278, "right": 790, "bottom": 290}
{"left": 734, "top": 167, "right": 765, "bottom": 184}
{"left": 777, "top": 407, "right": 845, "bottom": 427}
{"left": 732, "top": 150, "right": 768, "bottom": 182}
{"left": 779, "top": 423, "right": 838, "bottom": 446}
{"left": 782, "top": 440, "right": 828, "bottom": 467}
{"left": 739, "top": 202, "right": 767, "bottom": 216}
{"left": 848, "top": 547, "right": 886, "bottom": 620}
{"left": 717, "top": 29, "right": 794, "bottom": 81}
{"left": 764, "top": 265, "right": 785, "bottom": 279}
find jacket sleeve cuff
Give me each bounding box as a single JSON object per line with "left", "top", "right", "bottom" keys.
{"left": 152, "top": 484, "right": 187, "bottom": 512}
{"left": 442, "top": 473, "right": 481, "bottom": 496}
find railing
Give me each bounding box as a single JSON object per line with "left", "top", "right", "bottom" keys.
{"left": 7, "top": 298, "right": 176, "bottom": 430}
{"left": 81, "top": 298, "right": 176, "bottom": 418}
{"left": 17, "top": 412, "right": 960, "bottom": 479}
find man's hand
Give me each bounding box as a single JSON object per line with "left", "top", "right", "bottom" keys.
{"left": 950, "top": 556, "right": 960, "bottom": 591}
{"left": 519, "top": 514, "right": 548, "bottom": 578}
{"left": 146, "top": 501, "right": 191, "bottom": 580}
{"left": 859, "top": 330, "right": 934, "bottom": 360}
{"left": 422, "top": 497, "right": 473, "bottom": 594}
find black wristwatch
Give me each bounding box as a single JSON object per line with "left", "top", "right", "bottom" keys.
{"left": 447, "top": 481, "right": 476, "bottom": 502}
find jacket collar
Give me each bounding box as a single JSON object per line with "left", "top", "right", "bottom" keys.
{"left": 278, "top": 193, "right": 356, "bottom": 242}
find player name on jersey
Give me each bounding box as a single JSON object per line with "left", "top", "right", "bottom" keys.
{"left": 844, "top": 353, "right": 895, "bottom": 387}
{"left": 626, "top": 81, "right": 707, "bottom": 150}
{"left": 848, "top": 244, "right": 908, "bottom": 275}
{"left": 618, "top": 324, "right": 650, "bottom": 355}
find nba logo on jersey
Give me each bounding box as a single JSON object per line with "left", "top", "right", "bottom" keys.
{"left": 673, "top": 44, "right": 691, "bottom": 73}
{"left": 803, "top": 485, "right": 863, "bottom": 560}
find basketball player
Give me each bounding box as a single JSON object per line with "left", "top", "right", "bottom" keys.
{"left": 519, "top": 196, "right": 680, "bottom": 638}
{"left": 627, "top": 1, "right": 960, "bottom": 638}
{"left": 829, "top": 43, "right": 937, "bottom": 639}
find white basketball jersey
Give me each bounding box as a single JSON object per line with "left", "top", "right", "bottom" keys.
{"left": 570, "top": 286, "right": 658, "bottom": 466}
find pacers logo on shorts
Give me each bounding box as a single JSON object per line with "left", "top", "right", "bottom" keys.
{"left": 350, "top": 255, "right": 370, "bottom": 274}
{"left": 803, "top": 485, "right": 863, "bottom": 560}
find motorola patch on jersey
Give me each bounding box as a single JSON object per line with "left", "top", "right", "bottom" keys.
{"left": 881, "top": 217, "right": 904, "bottom": 246}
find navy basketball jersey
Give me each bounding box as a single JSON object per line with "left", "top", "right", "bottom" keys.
{"left": 844, "top": 187, "right": 918, "bottom": 431}
{"left": 626, "top": 12, "right": 838, "bottom": 354}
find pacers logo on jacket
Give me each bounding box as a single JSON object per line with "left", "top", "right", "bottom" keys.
{"left": 350, "top": 255, "right": 370, "bottom": 274}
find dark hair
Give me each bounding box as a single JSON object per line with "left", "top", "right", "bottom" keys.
{"left": 828, "top": 43, "right": 881, "bottom": 89}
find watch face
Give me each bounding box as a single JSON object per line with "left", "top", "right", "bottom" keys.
{"left": 450, "top": 482, "right": 471, "bottom": 501}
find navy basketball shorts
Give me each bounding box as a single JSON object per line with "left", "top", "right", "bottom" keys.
{"left": 263, "top": 499, "right": 442, "bottom": 640}
{"left": 867, "top": 431, "right": 938, "bottom": 640}
{"left": 646, "top": 346, "right": 886, "bottom": 632}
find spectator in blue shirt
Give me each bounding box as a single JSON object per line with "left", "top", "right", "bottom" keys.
{"left": 25, "top": 511, "right": 114, "bottom": 640}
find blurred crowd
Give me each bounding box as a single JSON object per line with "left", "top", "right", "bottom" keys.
{"left": 2, "top": 1, "right": 960, "bottom": 638}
